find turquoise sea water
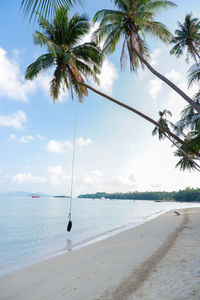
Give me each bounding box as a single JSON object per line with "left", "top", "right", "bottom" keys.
{"left": 0, "top": 197, "right": 200, "bottom": 275}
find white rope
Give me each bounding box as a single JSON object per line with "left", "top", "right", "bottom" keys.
{"left": 68, "top": 101, "right": 78, "bottom": 221}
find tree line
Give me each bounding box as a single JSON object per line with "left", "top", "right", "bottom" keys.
{"left": 78, "top": 187, "right": 200, "bottom": 202}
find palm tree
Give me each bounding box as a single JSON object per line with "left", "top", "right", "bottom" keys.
{"left": 176, "top": 95, "right": 200, "bottom": 133}
{"left": 21, "top": 0, "right": 79, "bottom": 22}
{"left": 93, "top": 0, "right": 200, "bottom": 114}
{"left": 25, "top": 8, "right": 103, "bottom": 102}
{"left": 188, "top": 63, "right": 200, "bottom": 87}
{"left": 79, "top": 81, "right": 200, "bottom": 159}
{"left": 174, "top": 131, "right": 200, "bottom": 172}
{"left": 25, "top": 7, "right": 200, "bottom": 160}
{"left": 152, "top": 110, "right": 172, "bottom": 140}
{"left": 175, "top": 149, "right": 200, "bottom": 172}
{"left": 170, "top": 13, "right": 200, "bottom": 63}
{"left": 152, "top": 110, "right": 200, "bottom": 171}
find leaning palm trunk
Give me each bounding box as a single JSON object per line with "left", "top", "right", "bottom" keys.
{"left": 132, "top": 48, "right": 200, "bottom": 114}
{"left": 164, "top": 134, "right": 200, "bottom": 172}
{"left": 78, "top": 80, "right": 200, "bottom": 159}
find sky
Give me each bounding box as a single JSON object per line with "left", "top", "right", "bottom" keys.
{"left": 0, "top": 0, "right": 200, "bottom": 196}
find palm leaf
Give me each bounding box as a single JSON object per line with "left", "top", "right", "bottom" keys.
{"left": 25, "top": 53, "right": 54, "bottom": 80}
{"left": 21, "top": 0, "right": 78, "bottom": 23}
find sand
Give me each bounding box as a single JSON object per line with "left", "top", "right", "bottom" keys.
{"left": 0, "top": 208, "right": 200, "bottom": 300}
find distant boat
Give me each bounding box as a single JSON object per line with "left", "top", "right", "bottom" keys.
{"left": 32, "top": 195, "right": 40, "bottom": 198}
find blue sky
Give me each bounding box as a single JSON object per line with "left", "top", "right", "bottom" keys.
{"left": 0, "top": 0, "right": 199, "bottom": 195}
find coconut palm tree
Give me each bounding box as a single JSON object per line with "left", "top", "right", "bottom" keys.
{"left": 174, "top": 131, "right": 200, "bottom": 172}
{"left": 21, "top": 0, "right": 79, "bottom": 22}
{"left": 79, "top": 81, "right": 200, "bottom": 159}
{"left": 170, "top": 13, "right": 200, "bottom": 63}
{"left": 188, "top": 63, "right": 200, "bottom": 88}
{"left": 152, "top": 110, "right": 172, "bottom": 140}
{"left": 176, "top": 95, "right": 200, "bottom": 133}
{"left": 25, "top": 7, "right": 200, "bottom": 160}
{"left": 175, "top": 149, "right": 200, "bottom": 171}
{"left": 152, "top": 110, "right": 200, "bottom": 171}
{"left": 93, "top": 0, "right": 200, "bottom": 114}
{"left": 25, "top": 8, "right": 103, "bottom": 102}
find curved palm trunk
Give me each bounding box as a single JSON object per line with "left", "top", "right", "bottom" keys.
{"left": 132, "top": 48, "right": 200, "bottom": 114}
{"left": 78, "top": 80, "right": 200, "bottom": 159}
{"left": 165, "top": 134, "right": 200, "bottom": 172}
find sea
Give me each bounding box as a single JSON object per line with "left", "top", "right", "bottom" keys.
{"left": 0, "top": 197, "right": 200, "bottom": 275}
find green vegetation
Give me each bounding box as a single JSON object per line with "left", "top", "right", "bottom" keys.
{"left": 78, "top": 187, "right": 200, "bottom": 202}
{"left": 21, "top": 0, "right": 78, "bottom": 23}
{"left": 23, "top": 1, "right": 200, "bottom": 173}
{"left": 25, "top": 8, "right": 103, "bottom": 102}
{"left": 93, "top": 2, "right": 200, "bottom": 114}
{"left": 54, "top": 195, "right": 70, "bottom": 198}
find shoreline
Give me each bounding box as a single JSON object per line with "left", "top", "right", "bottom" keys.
{"left": 0, "top": 207, "right": 165, "bottom": 277}
{"left": 1, "top": 207, "right": 200, "bottom": 299}
{"left": 1, "top": 204, "right": 198, "bottom": 277}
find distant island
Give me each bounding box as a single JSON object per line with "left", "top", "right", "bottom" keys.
{"left": 78, "top": 187, "right": 200, "bottom": 202}
{"left": 53, "top": 195, "right": 70, "bottom": 198}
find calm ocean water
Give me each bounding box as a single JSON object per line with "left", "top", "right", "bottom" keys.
{"left": 0, "top": 197, "right": 200, "bottom": 275}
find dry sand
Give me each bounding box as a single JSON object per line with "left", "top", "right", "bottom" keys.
{"left": 0, "top": 208, "right": 200, "bottom": 300}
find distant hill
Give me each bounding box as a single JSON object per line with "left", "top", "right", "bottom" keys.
{"left": 0, "top": 191, "right": 51, "bottom": 197}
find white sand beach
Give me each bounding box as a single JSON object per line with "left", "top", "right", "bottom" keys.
{"left": 0, "top": 207, "right": 200, "bottom": 300}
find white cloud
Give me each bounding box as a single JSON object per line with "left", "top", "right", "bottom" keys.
{"left": 76, "top": 137, "right": 92, "bottom": 147}
{"left": 147, "top": 79, "right": 163, "bottom": 98}
{"left": 151, "top": 48, "right": 162, "bottom": 66}
{"left": 47, "top": 137, "right": 92, "bottom": 153}
{"left": 12, "top": 172, "right": 46, "bottom": 184}
{"left": 9, "top": 133, "right": 45, "bottom": 143}
{"left": 96, "top": 59, "right": 118, "bottom": 94}
{"left": 46, "top": 139, "right": 73, "bottom": 153}
{"left": 36, "top": 134, "right": 45, "bottom": 140}
{"left": 0, "top": 110, "right": 27, "bottom": 129}
{"left": 0, "top": 47, "right": 35, "bottom": 101}
{"left": 114, "top": 175, "right": 137, "bottom": 187}
{"left": 47, "top": 165, "right": 70, "bottom": 186}
{"left": 83, "top": 170, "right": 103, "bottom": 184}
{"left": 165, "top": 69, "right": 181, "bottom": 82}
{"left": 18, "top": 135, "right": 34, "bottom": 143}
{"left": 8, "top": 134, "right": 16, "bottom": 140}
{"left": 0, "top": 46, "right": 64, "bottom": 102}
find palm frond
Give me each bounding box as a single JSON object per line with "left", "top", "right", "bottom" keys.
{"left": 25, "top": 53, "right": 54, "bottom": 80}
{"left": 188, "top": 63, "right": 200, "bottom": 87}
{"left": 25, "top": 7, "right": 104, "bottom": 102}
{"left": 143, "top": 21, "right": 172, "bottom": 43}
{"left": 146, "top": 0, "right": 177, "bottom": 14}
{"left": 94, "top": 0, "right": 174, "bottom": 73}
{"left": 21, "top": 0, "right": 78, "bottom": 23}
{"left": 170, "top": 13, "right": 200, "bottom": 63}
{"left": 175, "top": 149, "right": 199, "bottom": 172}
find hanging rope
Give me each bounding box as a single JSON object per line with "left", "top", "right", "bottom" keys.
{"left": 67, "top": 101, "right": 78, "bottom": 232}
